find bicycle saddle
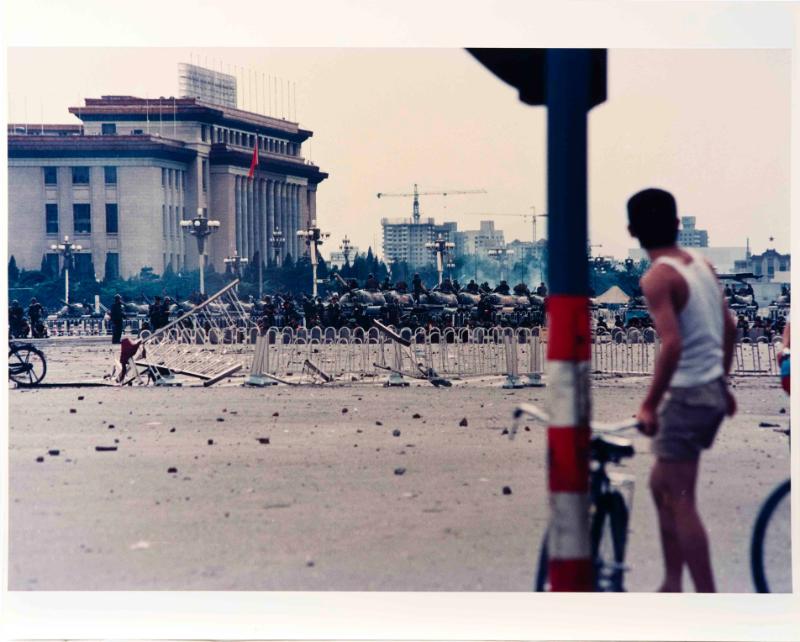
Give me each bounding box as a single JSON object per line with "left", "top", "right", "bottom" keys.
{"left": 591, "top": 434, "right": 635, "bottom": 463}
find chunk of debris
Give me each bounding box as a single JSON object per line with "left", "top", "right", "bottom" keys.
{"left": 108, "top": 424, "right": 115, "bottom": 429}
{"left": 95, "top": 446, "right": 118, "bottom": 452}
{"left": 501, "top": 428, "right": 509, "bottom": 436}
{"left": 376, "top": 421, "right": 383, "bottom": 426}
{"left": 502, "top": 486, "right": 513, "bottom": 495}
{"left": 216, "top": 417, "right": 225, "bottom": 422}
{"left": 759, "top": 422, "right": 780, "bottom": 428}
{"left": 342, "top": 408, "right": 348, "bottom": 414}
{"left": 412, "top": 413, "right": 421, "bottom": 419}
{"left": 69, "top": 409, "right": 76, "bottom": 414}
{"left": 780, "top": 408, "right": 786, "bottom": 414}
{"left": 392, "top": 429, "right": 401, "bottom": 437}
{"left": 272, "top": 412, "right": 280, "bottom": 417}
{"left": 207, "top": 439, "right": 214, "bottom": 445}
{"left": 459, "top": 417, "right": 468, "bottom": 427}
{"left": 394, "top": 467, "right": 407, "bottom": 476}
{"left": 35, "top": 456, "right": 44, "bottom": 463}
{"left": 306, "top": 559, "right": 315, "bottom": 567}
{"left": 167, "top": 467, "right": 178, "bottom": 474}
{"left": 257, "top": 437, "right": 270, "bottom": 445}
{"left": 48, "top": 449, "right": 60, "bottom": 456}
{"left": 78, "top": 396, "right": 84, "bottom": 401}
{"left": 170, "top": 427, "right": 176, "bottom": 433}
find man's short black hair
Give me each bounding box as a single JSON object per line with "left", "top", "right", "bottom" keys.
{"left": 627, "top": 188, "right": 679, "bottom": 250}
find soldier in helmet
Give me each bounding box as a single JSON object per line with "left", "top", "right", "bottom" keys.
{"left": 494, "top": 280, "right": 511, "bottom": 295}
{"left": 110, "top": 293, "right": 125, "bottom": 344}
{"left": 365, "top": 273, "right": 379, "bottom": 291}
{"left": 28, "top": 297, "right": 46, "bottom": 338}
{"left": 466, "top": 279, "right": 480, "bottom": 295}
{"left": 9, "top": 299, "right": 27, "bottom": 338}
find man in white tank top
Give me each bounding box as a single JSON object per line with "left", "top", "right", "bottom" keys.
{"left": 627, "top": 188, "right": 737, "bottom": 593}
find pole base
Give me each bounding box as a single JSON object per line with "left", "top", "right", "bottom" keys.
{"left": 526, "top": 373, "right": 546, "bottom": 388}
{"left": 502, "top": 374, "right": 526, "bottom": 389}
{"left": 244, "top": 374, "right": 278, "bottom": 387}
{"left": 385, "top": 371, "right": 410, "bottom": 387}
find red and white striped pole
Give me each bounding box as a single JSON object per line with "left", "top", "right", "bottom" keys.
{"left": 544, "top": 49, "right": 602, "bottom": 591}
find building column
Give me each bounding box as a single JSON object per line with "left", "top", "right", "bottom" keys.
{"left": 235, "top": 176, "right": 242, "bottom": 255}
{"left": 260, "top": 179, "right": 268, "bottom": 267}
{"left": 280, "top": 182, "right": 288, "bottom": 260}
{"left": 266, "top": 179, "right": 275, "bottom": 266}
{"left": 292, "top": 185, "right": 301, "bottom": 258}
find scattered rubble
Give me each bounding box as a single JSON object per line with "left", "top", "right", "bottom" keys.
{"left": 459, "top": 418, "right": 468, "bottom": 427}
{"left": 392, "top": 429, "right": 401, "bottom": 437}
{"left": 394, "top": 467, "right": 407, "bottom": 476}
{"left": 257, "top": 437, "right": 270, "bottom": 445}
{"left": 95, "top": 446, "right": 117, "bottom": 452}
{"left": 502, "top": 486, "right": 512, "bottom": 495}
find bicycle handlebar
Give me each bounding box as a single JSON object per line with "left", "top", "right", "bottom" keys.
{"left": 511, "top": 402, "right": 642, "bottom": 440}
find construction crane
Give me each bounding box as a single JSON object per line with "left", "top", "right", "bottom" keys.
{"left": 465, "top": 207, "right": 548, "bottom": 244}
{"left": 377, "top": 183, "right": 487, "bottom": 224}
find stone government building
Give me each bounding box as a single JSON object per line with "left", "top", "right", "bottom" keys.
{"left": 8, "top": 95, "right": 328, "bottom": 280}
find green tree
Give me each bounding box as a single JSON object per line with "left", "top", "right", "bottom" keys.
{"left": 8, "top": 256, "right": 20, "bottom": 284}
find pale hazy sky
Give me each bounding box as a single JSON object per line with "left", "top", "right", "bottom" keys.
{"left": 6, "top": 46, "right": 790, "bottom": 260}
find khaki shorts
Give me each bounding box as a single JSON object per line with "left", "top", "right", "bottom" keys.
{"left": 654, "top": 377, "right": 727, "bottom": 461}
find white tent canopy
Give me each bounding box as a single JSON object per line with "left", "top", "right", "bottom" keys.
{"left": 595, "top": 285, "right": 630, "bottom": 306}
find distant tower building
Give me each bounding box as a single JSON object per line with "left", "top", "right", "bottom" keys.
{"left": 677, "top": 216, "right": 709, "bottom": 248}
{"left": 382, "top": 217, "right": 457, "bottom": 267}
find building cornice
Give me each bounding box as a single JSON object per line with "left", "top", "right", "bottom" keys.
{"left": 208, "top": 143, "right": 329, "bottom": 184}
{"left": 68, "top": 96, "right": 312, "bottom": 143}
{"left": 8, "top": 134, "right": 197, "bottom": 162}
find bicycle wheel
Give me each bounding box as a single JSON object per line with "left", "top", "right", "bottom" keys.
{"left": 8, "top": 344, "right": 47, "bottom": 387}
{"left": 751, "top": 480, "right": 791, "bottom": 593}
{"left": 592, "top": 491, "right": 629, "bottom": 592}
{"left": 534, "top": 529, "right": 549, "bottom": 591}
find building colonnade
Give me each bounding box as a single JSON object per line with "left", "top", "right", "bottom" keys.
{"left": 233, "top": 175, "right": 305, "bottom": 265}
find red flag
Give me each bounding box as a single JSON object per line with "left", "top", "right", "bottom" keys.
{"left": 248, "top": 137, "right": 258, "bottom": 179}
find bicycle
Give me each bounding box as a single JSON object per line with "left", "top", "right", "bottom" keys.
{"left": 8, "top": 341, "right": 47, "bottom": 387}
{"left": 511, "top": 402, "right": 640, "bottom": 591}
{"left": 750, "top": 428, "right": 791, "bottom": 593}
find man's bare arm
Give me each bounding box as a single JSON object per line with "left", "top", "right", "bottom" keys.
{"left": 641, "top": 268, "right": 683, "bottom": 412}
{"left": 722, "top": 301, "right": 736, "bottom": 375}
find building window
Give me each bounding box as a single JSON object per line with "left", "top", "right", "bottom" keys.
{"left": 162, "top": 168, "right": 166, "bottom": 187}
{"left": 45, "top": 253, "right": 59, "bottom": 275}
{"left": 105, "top": 252, "right": 120, "bottom": 280}
{"left": 202, "top": 159, "right": 208, "bottom": 191}
{"left": 74, "top": 253, "right": 93, "bottom": 279}
{"left": 44, "top": 167, "right": 57, "bottom": 185}
{"left": 132, "top": 128, "right": 144, "bottom": 135}
{"left": 101, "top": 123, "right": 117, "bottom": 135}
{"left": 106, "top": 203, "right": 118, "bottom": 234}
{"left": 72, "top": 166, "right": 90, "bottom": 185}
{"left": 168, "top": 169, "right": 173, "bottom": 188}
{"left": 104, "top": 166, "right": 117, "bottom": 185}
{"left": 73, "top": 203, "right": 91, "bottom": 233}
{"left": 45, "top": 204, "right": 59, "bottom": 234}
{"left": 182, "top": 171, "right": 186, "bottom": 190}
{"left": 162, "top": 205, "right": 167, "bottom": 238}
{"left": 201, "top": 125, "right": 208, "bottom": 142}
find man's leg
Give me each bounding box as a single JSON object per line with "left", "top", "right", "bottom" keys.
{"left": 650, "top": 461, "right": 685, "bottom": 591}
{"left": 651, "top": 457, "right": 716, "bottom": 592}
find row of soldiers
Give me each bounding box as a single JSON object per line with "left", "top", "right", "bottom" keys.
{"left": 8, "top": 298, "right": 46, "bottom": 339}
{"left": 343, "top": 273, "right": 549, "bottom": 299}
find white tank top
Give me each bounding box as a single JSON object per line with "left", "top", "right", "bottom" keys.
{"left": 651, "top": 249, "right": 724, "bottom": 387}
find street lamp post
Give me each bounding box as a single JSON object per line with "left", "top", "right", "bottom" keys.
{"left": 50, "top": 235, "right": 83, "bottom": 305}
{"left": 180, "top": 207, "right": 220, "bottom": 296}
{"left": 339, "top": 235, "right": 352, "bottom": 269}
{"left": 297, "top": 219, "right": 330, "bottom": 297}
{"left": 488, "top": 247, "right": 514, "bottom": 283}
{"left": 424, "top": 235, "right": 455, "bottom": 286}
{"left": 271, "top": 229, "right": 285, "bottom": 268}
{"left": 224, "top": 250, "right": 249, "bottom": 293}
